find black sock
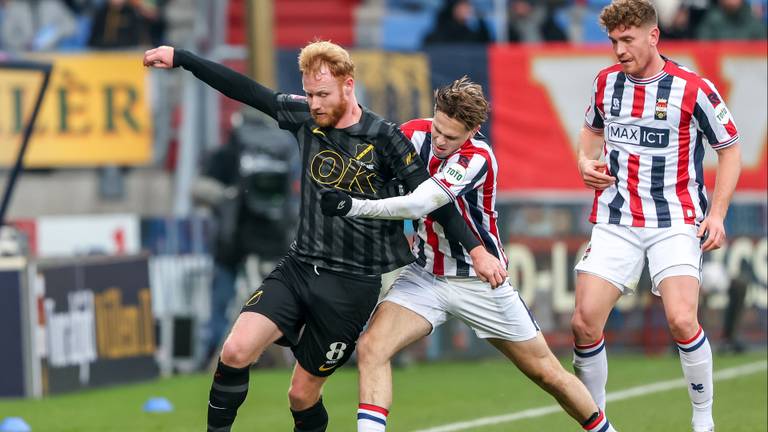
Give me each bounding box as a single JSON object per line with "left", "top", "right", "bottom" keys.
{"left": 291, "top": 397, "right": 329, "bottom": 432}
{"left": 207, "top": 359, "right": 250, "bottom": 432}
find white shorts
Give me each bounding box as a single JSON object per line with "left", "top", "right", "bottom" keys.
{"left": 574, "top": 223, "right": 702, "bottom": 296}
{"left": 382, "top": 263, "right": 539, "bottom": 341}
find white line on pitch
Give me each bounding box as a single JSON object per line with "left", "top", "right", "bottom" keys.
{"left": 411, "top": 360, "right": 767, "bottom": 432}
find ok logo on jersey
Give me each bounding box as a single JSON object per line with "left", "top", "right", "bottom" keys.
{"left": 310, "top": 149, "right": 378, "bottom": 195}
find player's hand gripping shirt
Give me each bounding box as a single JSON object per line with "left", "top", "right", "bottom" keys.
{"left": 584, "top": 59, "right": 739, "bottom": 227}
{"left": 400, "top": 119, "right": 508, "bottom": 277}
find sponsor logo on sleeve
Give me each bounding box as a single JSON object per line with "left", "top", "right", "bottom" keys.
{"left": 443, "top": 163, "right": 467, "bottom": 185}
{"left": 714, "top": 103, "right": 731, "bottom": 125}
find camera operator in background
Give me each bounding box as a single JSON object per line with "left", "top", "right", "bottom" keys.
{"left": 193, "top": 109, "right": 299, "bottom": 368}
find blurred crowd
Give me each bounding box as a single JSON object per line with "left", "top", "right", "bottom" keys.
{"left": 421, "top": 0, "right": 766, "bottom": 46}
{"left": 0, "top": 0, "right": 765, "bottom": 53}
{"left": 0, "top": 0, "right": 198, "bottom": 53}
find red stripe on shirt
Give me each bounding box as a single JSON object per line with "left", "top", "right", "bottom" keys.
{"left": 676, "top": 81, "right": 698, "bottom": 224}
{"left": 424, "top": 218, "right": 444, "bottom": 275}
{"left": 631, "top": 84, "right": 646, "bottom": 118}
{"left": 626, "top": 153, "right": 645, "bottom": 227}
{"left": 400, "top": 118, "right": 432, "bottom": 140}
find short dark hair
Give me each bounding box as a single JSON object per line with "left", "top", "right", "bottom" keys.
{"left": 433, "top": 76, "right": 489, "bottom": 131}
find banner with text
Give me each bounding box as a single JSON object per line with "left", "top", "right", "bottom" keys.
{"left": 0, "top": 52, "right": 152, "bottom": 167}
{"left": 36, "top": 256, "right": 157, "bottom": 395}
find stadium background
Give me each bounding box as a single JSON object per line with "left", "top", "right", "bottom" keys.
{"left": 0, "top": 0, "right": 765, "bottom": 430}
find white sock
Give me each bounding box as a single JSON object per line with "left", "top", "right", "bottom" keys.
{"left": 676, "top": 326, "right": 714, "bottom": 430}
{"left": 358, "top": 403, "right": 388, "bottom": 432}
{"left": 573, "top": 335, "right": 608, "bottom": 411}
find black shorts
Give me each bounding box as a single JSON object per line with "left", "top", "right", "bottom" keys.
{"left": 241, "top": 252, "right": 381, "bottom": 377}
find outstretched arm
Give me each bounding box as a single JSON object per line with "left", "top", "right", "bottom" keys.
{"left": 320, "top": 181, "right": 508, "bottom": 287}
{"left": 143, "top": 46, "right": 278, "bottom": 118}
{"left": 322, "top": 179, "right": 451, "bottom": 220}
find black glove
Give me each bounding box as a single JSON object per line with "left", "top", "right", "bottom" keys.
{"left": 319, "top": 189, "right": 352, "bottom": 216}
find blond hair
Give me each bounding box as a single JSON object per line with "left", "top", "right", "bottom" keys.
{"left": 434, "top": 76, "right": 489, "bottom": 131}
{"left": 297, "top": 40, "right": 355, "bottom": 79}
{"left": 599, "top": 0, "right": 658, "bottom": 32}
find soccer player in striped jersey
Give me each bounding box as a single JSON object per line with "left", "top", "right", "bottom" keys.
{"left": 144, "top": 42, "right": 507, "bottom": 432}
{"left": 322, "top": 77, "right": 616, "bottom": 432}
{"left": 572, "top": 2, "right": 741, "bottom": 431}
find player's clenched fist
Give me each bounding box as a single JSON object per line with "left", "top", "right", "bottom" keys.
{"left": 143, "top": 46, "right": 175, "bottom": 69}
{"left": 319, "top": 189, "right": 352, "bottom": 216}
{"left": 578, "top": 158, "right": 615, "bottom": 191}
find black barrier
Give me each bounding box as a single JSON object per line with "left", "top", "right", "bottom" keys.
{"left": 38, "top": 256, "right": 158, "bottom": 394}
{"left": 0, "top": 268, "right": 26, "bottom": 397}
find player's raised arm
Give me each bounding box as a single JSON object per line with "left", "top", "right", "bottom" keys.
{"left": 143, "top": 45, "right": 278, "bottom": 119}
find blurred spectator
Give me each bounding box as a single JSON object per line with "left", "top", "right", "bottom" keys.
{"left": 508, "top": 0, "right": 568, "bottom": 43}
{"left": 696, "top": 0, "right": 767, "bottom": 40}
{"left": 88, "top": 0, "right": 164, "bottom": 49}
{"left": 162, "top": 0, "right": 196, "bottom": 46}
{"left": 0, "top": 0, "right": 77, "bottom": 52}
{"left": 423, "top": 0, "right": 492, "bottom": 45}
{"left": 194, "top": 110, "right": 298, "bottom": 367}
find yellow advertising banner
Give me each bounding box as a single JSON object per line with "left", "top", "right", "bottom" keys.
{"left": 0, "top": 52, "right": 152, "bottom": 167}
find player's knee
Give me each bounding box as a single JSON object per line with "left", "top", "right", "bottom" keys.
{"left": 220, "top": 338, "right": 259, "bottom": 368}
{"left": 571, "top": 312, "right": 601, "bottom": 342}
{"left": 528, "top": 361, "right": 565, "bottom": 391}
{"left": 287, "top": 382, "right": 320, "bottom": 408}
{"left": 356, "top": 332, "right": 385, "bottom": 367}
{"left": 667, "top": 314, "right": 699, "bottom": 340}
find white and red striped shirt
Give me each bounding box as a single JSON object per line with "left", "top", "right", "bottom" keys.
{"left": 584, "top": 59, "right": 739, "bottom": 228}
{"left": 400, "top": 119, "right": 508, "bottom": 277}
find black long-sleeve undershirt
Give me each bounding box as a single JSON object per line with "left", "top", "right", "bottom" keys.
{"left": 173, "top": 48, "right": 278, "bottom": 118}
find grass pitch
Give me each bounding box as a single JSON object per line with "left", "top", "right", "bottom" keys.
{"left": 0, "top": 352, "right": 765, "bottom": 431}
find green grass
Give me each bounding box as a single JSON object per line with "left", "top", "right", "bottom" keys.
{"left": 0, "top": 352, "right": 765, "bottom": 431}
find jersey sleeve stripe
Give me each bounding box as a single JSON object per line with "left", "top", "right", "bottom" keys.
{"left": 709, "top": 134, "right": 739, "bottom": 150}
{"left": 431, "top": 176, "right": 456, "bottom": 202}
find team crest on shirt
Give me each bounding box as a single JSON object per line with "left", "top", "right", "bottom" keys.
{"left": 655, "top": 98, "right": 668, "bottom": 120}
{"left": 443, "top": 163, "right": 467, "bottom": 185}
{"left": 707, "top": 92, "right": 721, "bottom": 106}
{"left": 612, "top": 98, "right": 621, "bottom": 111}
{"left": 355, "top": 143, "right": 376, "bottom": 168}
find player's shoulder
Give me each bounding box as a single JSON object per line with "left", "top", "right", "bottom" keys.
{"left": 594, "top": 63, "right": 623, "bottom": 81}
{"left": 663, "top": 59, "right": 713, "bottom": 92}
{"left": 400, "top": 118, "right": 433, "bottom": 133}
{"left": 456, "top": 136, "right": 495, "bottom": 168}
{"left": 467, "top": 136, "right": 493, "bottom": 156}
{"left": 399, "top": 118, "right": 433, "bottom": 140}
